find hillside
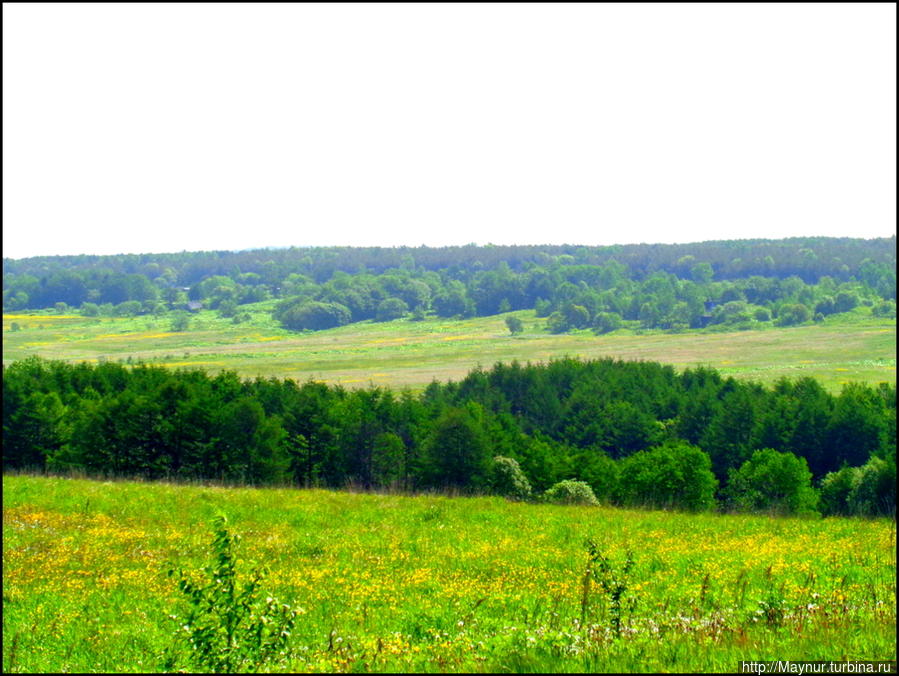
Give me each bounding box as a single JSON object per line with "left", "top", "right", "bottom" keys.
{"left": 3, "top": 307, "right": 895, "bottom": 392}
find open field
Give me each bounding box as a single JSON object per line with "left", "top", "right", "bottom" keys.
{"left": 3, "top": 474, "right": 896, "bottom": 672}
{"left": 3, "top": 306, "right": 895, "bottom": 392}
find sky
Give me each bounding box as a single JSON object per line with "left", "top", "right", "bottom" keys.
{"left": 2, "top": 3, "right": 896, "bottom": 259}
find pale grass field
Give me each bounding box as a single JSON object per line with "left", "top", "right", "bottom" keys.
{"left": 3, "top": 307, "right": 894, "bottom": 392}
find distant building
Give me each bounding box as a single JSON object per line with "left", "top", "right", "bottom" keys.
{"left": 186, "top": 301, "right": 203, "bottom": 312}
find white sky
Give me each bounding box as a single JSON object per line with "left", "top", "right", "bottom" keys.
{"left": 2, "top": 3, "right": 896, "bottom": 259}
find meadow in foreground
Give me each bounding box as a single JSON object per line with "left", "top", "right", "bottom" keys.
{"left": 3, "top": 475, "right": 895, "bottom": 672}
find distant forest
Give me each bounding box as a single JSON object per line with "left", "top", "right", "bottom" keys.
{"left": 4, "top": 356, "right": 895, "bottom": 517}
{"left": 3, "top": 238, "right": 896, "bottom": 333}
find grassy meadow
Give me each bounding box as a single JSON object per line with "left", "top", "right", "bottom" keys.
{"left": 2, "top": 305, "right": 895, "bottom": 392}
{"left": 3, "top": 474, "right": 896, "bottom": 672}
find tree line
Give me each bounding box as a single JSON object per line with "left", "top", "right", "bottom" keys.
{"left": 4, "top": 240, "right": 896, "bottom": 334}
{"left": 4, "top": 356, "right": 894, "bottom": 516}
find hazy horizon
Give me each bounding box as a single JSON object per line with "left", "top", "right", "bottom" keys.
{"left": 3, "top": 233, "right": 896, "bottom": 263}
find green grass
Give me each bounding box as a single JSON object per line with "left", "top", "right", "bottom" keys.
{"left": 3, "top": 306, "right": 895, "bottom": 392}
{"left": 3, "top": 474, "right": 895, "bottom": 672}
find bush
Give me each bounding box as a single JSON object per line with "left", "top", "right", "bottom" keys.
{"left": 592, "top": 311, "right": 623, "bottom": 335}
{"left": 848, "top": 455, "right": 896, "bottom": 516}
{"left": 504, "top": 316, "right": 524, "bottom": 335}
{"left": 872, "top": 300, "right": 896, "bottom": 319}
{"left": 489, "top": 456, "right": 532, "bottom": 499}
{"left": 573, "top": 451, "right": 619, "bottom": 504}
{"left": 616, "top": 442, "right": 718, "bottom": 511}
{"left": 165, "top": 515, "right": 298, "bottom": 673}
{"left": 544, "top": 480, "right": 599, "bottom": 506}
{"left": 115, "top": 300, "right": 143, "bottom": 317}
{"left": 753, "top": 307, "right": 771, "bottom": 322}
{"left": 546, "top": 311, "right": 569, "bottom": 334}
{"left": 275, "top": 299, "right": 352, "bottom": 331}
{"left": 170, "top": 311, "right": 191, "bottom": 332}
{"left": 375, "top": 297, "right": 409, "bottom": 322}
{"left": 819, "top": 465, "right": 859, "bottom": 516}
{"left": 776, "top": 303, "right": 812, "bottom": 326}
{"left": 726, "top": 448, "right": 819, "bottom": 515}
{"left": 834, "top": 291, "right": 858, "bottom": 313}
{"left": 218, "top": 299, "right": 238, "bottom": 318}
{"left": 820, "top": 455, "right": 896, "bottom": 517}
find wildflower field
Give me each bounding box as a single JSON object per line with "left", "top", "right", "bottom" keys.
{"left": 3, "top": 475, "right": 895, "bottom": 672}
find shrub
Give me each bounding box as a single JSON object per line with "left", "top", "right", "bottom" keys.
{"left": 726, "top": 448, "right": 819, "bottom": 515}
{"left": 546, "top": 311, "right": 569, "bottom": 334}
{"left": 819, "top": 465, "right": 859, "bottom": 516}
{"left": 80, "top": 302, "right": 100, "bottom": 317}
{"left": 872, "top": 300, "right": 896, "bottom": 319}
{"left": 753, "top": 307, "right": 771, "bottom": 322}
{"left": 820, "top": 455, "right": 896, "bottom": 517}
{"left": 489, "top": 455, "right": 532, "bottom": 499}
{"left": 848, "top": 455, "right": 896, "bottom": 516}
{"left": 375, "top": 297, "right": 409, "bottom": 322}
{"left": 573, "top": 451, "right": 619, "bottom": 504}
{"left": 218, "top": 299, "right": 238, "bottom": 318}
{"left": 170, "top": 311, "right": 191, "bottom": 332}
{"left": 616, "top": 442, "right": 718, "bottom": 511}
{"left": 834, "top": 291, "right": 858, "bottom": 313}
{"left": 776, "top": 303, "right": 811, "bottom": 326}
{"left": 504, "top": 316, "right": 524, "bottom": 335}
{"left": 275, "top": 299, "right": 352, "bottom": 331}
{"left": 592, "top": 311, "right": 623, "bottom": 335}
{"left": 115, "top": 300, "right": 143, "bottom": 317}
{"left": 544, "top": 480, "right": 599, "bottom": 506}
{"left": 165, "top": 515, "right": 298, "bottom": 673}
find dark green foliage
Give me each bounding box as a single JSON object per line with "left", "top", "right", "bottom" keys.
{"left": 504, "top": 316, "right": 524, "bottom": 335}
{"left": 776, "top": 303, "right": 812, "bottom": 326}
{"left": 592, "top": 311, "right": 622, "bottom": 334}
{"left": 819, "top": 465, "right": 858, "bottom": 516}
{"left": 372, "top": 432, "right": 406, "bottom": 488}
{"left": 872, "top": 300, "right": 896, "bottom": 318}
{"left": 701, "top": 388, "right": 757, "bottom": 480}
{"left": 375, "top": 297, "right": 409, "bottom": 322}
{"left": 274, "top": 299, "right": 351, "bottom": 331}
{"left": 823, "top": 383, "right": 888, "bottom": 473}
{"left": 2, "top": 356, "right": 894, "bottom": 516}
{"left": 819, "top": 455, "right": 896, "bottom": 518}
{"left": 2, "top": 388, "right": 66, "bottom": 470}
{"left": 432, "top": 283, "right": 474, "bottom": 318}
{"left": 848, "top": 455, "right": 896, "bottom": 517}
{"left": 5, "top": 240, "right": 893, "bottom": 340}
{"left": 165, "top": 515, "right": 298, "bottom": 673}
{"left": 423, "top": 407, "right": 491, "bottom": 490}
{"left": 571, "top": 450, "right": 619, "bottom": 504}
{"left": 726, "top": 448, "right": 819, "bottom": 515}
{"left": 616, "top": 443, "right": 718, "bottom": 511}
